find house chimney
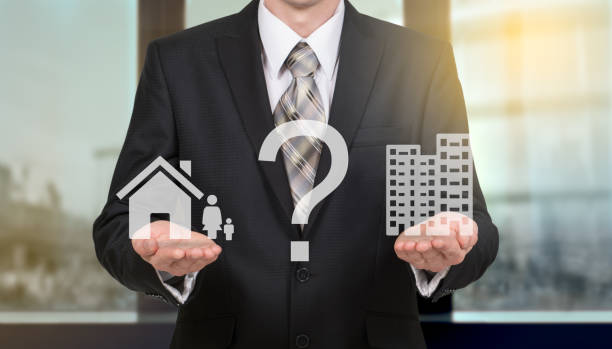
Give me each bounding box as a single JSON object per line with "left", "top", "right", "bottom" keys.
{"left": 179, "top": 160, "right": 191, "bottom": 176}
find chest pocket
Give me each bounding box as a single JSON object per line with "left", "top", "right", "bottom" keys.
{"left": 352, "top": 127, "right": 411, "bottom": 148}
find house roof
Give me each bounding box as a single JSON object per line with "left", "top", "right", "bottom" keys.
{"left": 116, "top": 156, "right": 204, "bottom": 200}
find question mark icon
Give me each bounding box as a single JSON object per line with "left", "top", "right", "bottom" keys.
{"left": 259, "top": 120, "right": 349, "bottom": 262}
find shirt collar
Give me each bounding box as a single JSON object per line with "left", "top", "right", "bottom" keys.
{"left": 258, "top": 0, "right": 344, "bottom": 81}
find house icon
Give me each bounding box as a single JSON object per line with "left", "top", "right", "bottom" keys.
{"left": 116, "top": 156, "right": 204, "bottom": 239}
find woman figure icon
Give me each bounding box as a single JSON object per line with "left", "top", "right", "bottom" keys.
{"left": 202, "top": 195, "right": 222, "bottom": 239}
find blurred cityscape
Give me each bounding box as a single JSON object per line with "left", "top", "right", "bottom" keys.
{"left": 0, "top": 162, "right": 133, "bottom": 311}
{"left": 451, "top": 0, "right": 612, "bottom": 310}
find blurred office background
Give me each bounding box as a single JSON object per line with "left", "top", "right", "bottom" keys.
{"left": 0, "top": 0, "right": 611, "bottom": 347}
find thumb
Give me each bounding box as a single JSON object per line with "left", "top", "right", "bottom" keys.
{"left": 449, "top": 218, "right": 471, "bottom": 249}
{"left": 141, "top": 239, "right": 158, "bottom": 257}
{"left": 457, "top": 234, "right": 471, "bottom": 249}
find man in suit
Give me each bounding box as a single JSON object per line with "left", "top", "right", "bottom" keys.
{"left": 93, "top": 0, "right": 498, "bottom": 348}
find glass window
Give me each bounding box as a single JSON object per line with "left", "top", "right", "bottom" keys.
{"left": 451, "top": 0, "right": 612, "bottom": 318}
{"left": 0, "top": 0, "right": 138, "bottom": 320}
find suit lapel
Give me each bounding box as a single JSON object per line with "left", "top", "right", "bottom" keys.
{"left": 216, "top": 1, "right": 296, "bottom": 233}
{"left": 303, "top": 2, "right": 385, "bottom": 238}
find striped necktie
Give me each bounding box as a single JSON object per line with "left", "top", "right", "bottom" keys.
{"left": 273, "top": 42, "right": 326, "bottom": 223}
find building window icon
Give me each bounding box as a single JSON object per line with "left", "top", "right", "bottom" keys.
{"left": 386, "top": 134, "right": 474, "bottom": 236}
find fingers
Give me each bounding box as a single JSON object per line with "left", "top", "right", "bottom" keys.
{"left": 167, "top": 245, "right": 222, "bottom": 275}
{"left": 156, "top": 241, "right": 222, "bottom": 275}
{"left": 143, "top": 239, "right": 158, "bottom": 256}
{"left": 431, "top": 238, "right": 448, "bottom": 250}
{"left": 432, "top": 236, "right": 458, "bottom": 255}
{"left": 395, "top": 235, "right": 465, "bottom": 271}
{"left": 132, "top": 239, "right": 159, "bottom": 261}
{"left": 150, "top": 220, "right": 171, "bottom": 240}
{"left": 419, "top": 245, "right": 447, "bottom": 272}
{"left": 394, "top": 240, "right": 418, "bottom": 261}
{"left": 394, "top": 215, "right": 479, "bottom": 271}
{"left": 433, "top": 237, "right": 465, "bottom": 265}
{"left": 394, "top": 239, "right": 418, "bottom": 260}
{"left": 456, "top": 218, "right": 478, "bottom": 249}
{"left": 395, "top": 240, "right": 416, "bottom": 253}
{"left": 133, "top": 226, "right": 222, "bottom": 275}
{"left": 469, "top": 225, "right": 479, "bottom": 248}
{"left": 431, "top": 228, "right": 471, "bottom": 265}
{"left": 457, "top": 229, "right": 478, "bottom": 250}
{"left": 147, "top": 247, "right": 180, "bottom": 271}
{"left": 150, "top": 246, "right": 185, "bottom": 266}
{"left": 185, "top": 244, "right": 222, "bottom": 259}
{"left": 205, "top": 244, "right": 223, "bottom": 258}
{"left": 457, "top": 234, "right": 471, "bottom": 249}
{"left": 186, "top": 247, "right": 204, "bottom": 259}
{"left": 395, "top": 239, "right": 430, "bottom": 270}
{"left": 415, "top": 240, "right": 432, "bottom": 253}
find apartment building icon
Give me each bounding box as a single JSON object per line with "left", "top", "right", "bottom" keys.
{"left": 386, "top": 134, "right": 473, "bottom": 236}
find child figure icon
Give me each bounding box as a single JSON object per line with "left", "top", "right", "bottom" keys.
{"left": 224, "top": 218, "right": 234, "bottom": 241}
{"left": 202, "top": 195, "right": 222, "bottom": 239}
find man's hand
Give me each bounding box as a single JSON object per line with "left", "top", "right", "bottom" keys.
{"left": 132, "top": 220, "right": 222, "bottom": 276}
{"left": 394, "top": 212, "right": 478, "bottom": 273}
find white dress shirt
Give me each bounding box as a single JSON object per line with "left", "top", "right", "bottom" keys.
{"left": 259, "top": 0, "right": 343, "bottom": 120}
{"left": 159, "top": 0, "right": 447, "bottom": 304}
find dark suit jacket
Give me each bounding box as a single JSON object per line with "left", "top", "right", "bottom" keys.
{"left": 93, "top": 1, "right": 499, "bottom": 348}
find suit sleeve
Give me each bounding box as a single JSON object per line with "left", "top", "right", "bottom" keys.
{"left": 92, "top": 41, "right": 187, "bottom": 307}
{"left": 419, "top": 42, "right": 500, "bottom": 302}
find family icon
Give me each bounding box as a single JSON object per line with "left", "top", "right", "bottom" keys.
{"left": 116, "top": 156, "right": 236, "bottom": 241}
{"left": 202, "top": 194, "right": 234, "bottom": 240}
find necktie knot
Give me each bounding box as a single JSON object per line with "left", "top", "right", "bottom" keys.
{"left": 285, "top": 42, "right": 319, "bottom": 78}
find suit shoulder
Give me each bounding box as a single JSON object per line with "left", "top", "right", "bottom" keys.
{"left": 359, "top": 14, "right": 450, "bottom": 56}
{"left": 148, "top": 12, "right": 239, "bottom": 52}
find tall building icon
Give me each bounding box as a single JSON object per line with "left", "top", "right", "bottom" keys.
{"left": 386, "top": 134, "right": 473, "bottom": 236}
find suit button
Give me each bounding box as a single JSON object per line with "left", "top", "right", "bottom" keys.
{"left": 296, "top": 267, "right": 311, "bottom": 282}
{"left": 295, "top": 334, "right": 310, "bottom": 348}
